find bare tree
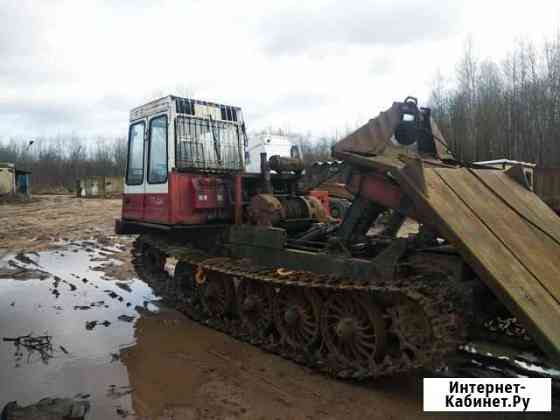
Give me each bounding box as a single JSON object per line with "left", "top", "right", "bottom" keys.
{"left": 429, "top": 32, "right": 560, "bottom": 168}
{"left": 0, "top": 135, "right": 127, "bottom": 192}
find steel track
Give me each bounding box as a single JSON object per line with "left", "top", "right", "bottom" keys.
{"left": 132, "top": 233, "right": 466, "bottom": 380}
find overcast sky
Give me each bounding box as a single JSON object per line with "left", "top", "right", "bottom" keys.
{"left": 1, "top": 0, "right": 559, "bottom": 140}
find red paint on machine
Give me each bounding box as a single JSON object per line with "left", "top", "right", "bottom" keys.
{"left": 347, "top": 172, "right": 402, "bottom": 210}
{"left": 123, "top": 172, "right": 234, "bottom": 226}
{"left": 144, "top": 193, "right": 170, "bottom": 223}
{"left": 122, "top": 194, "right": 144, "bottom": 220}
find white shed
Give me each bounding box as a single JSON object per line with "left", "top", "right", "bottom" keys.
{"left": 0, "top": 162, "right": 16, "bottom": 195}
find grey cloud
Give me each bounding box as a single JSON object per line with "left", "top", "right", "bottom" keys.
{"left": 0, "top": 96, "right": 129, "bottom": 137}
{"left": 0, "top": 1, "right": 68, "bottom": 86}
{"left": 273, "top": 92, "right": 328, "bottom": 110}
{"left": 0, "top": 0, "right": 466, "bottom": 139}
{"left": 0, "top": 56, "right": 71, "bottom": 86}
{"left": 258, "top": 0, "right": 464, "bottom": 55}
{"left": 98, "top": 94, "right": 134, "bottom": 111}
{"left": 369, "top": 55, "right": 394, "bottom": 75}
{"left": 0, "top": 99, "right": 83, "bottom": 127}
{"left": 247, "top": 92, "right": 328, "bottom": 122}
{"left": 0, "top": 1, "right": 49, "bottom": 55}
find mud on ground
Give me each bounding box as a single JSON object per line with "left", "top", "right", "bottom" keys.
{"left": 0, "top": 194, "right": 125, "bottom": 252}
{"left": 0, "top": 195, "right": 554, "bottom": 420}
{"left": 0, "top": 194, "right": 135, "bottom": 280}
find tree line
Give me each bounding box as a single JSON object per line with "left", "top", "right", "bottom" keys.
{"left": 0, "top": 136, "right": 127, "bottom": 192}
{"left": 6, "top": 31, "right": 558, "bottom": 192}
{"left": 0, "top": 132, "right": 337, "bottom": 191}
{"left": 430, "top": 34, "right": 560, "bottom": 167}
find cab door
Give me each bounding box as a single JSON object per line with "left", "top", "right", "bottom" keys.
{"left": 122, "top": 120, "right": 146, "bottom": 220}
{"left": 143, "top": 114, "right": 170, "bottom": 223}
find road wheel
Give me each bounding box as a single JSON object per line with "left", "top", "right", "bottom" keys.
{"left": 237, "top": 280, "right": 275, "bottom": 339}
{"left": 201, "top": 271, "right": 235, "bottom": 319}
{"left": 273, "top": 286, "right": 321, "bottom": 351}
{"left": 321, "top": 292, "right": 386, "bottom": 370}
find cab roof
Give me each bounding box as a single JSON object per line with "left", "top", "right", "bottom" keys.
{"left": 129, "top": 95, "right": 243, "bottom": 123}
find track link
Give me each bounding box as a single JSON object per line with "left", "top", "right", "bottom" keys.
{"left": 132, "top": 233, "right": 466, "bottom": 380}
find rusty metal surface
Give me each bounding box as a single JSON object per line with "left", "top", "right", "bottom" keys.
{"left": 398, "top": 165, "right": 560, "bottom": 363}
{"left": 315, "top": 182, "right": 353, "bottom": 201}
{"left": 247, "top": 194, "right": 284, "bottom": 226}
{"left": 268, "top": 156, "right": 305, "bottom": 173}
{"left": 134, "top": 234, "right": 464, "bottom": 379}
{"left": 332, "top": 101, "right": 453, "bottom": 171}
{"left": 333, "top": 103, "right": 402, "bottom": 157}
{"left": 304, "top": 196, "right": 329, "bottom": 223}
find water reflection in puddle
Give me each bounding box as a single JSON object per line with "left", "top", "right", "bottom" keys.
{"left": 0, "top": 241, "right": 157, "bottom": 419}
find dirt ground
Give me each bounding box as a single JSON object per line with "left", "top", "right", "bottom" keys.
{"left": 0, "top": 194, "right": 124, "bottom": 253}
{"left": 0, "top": 195, "right": 554, "bottom": 419}
{"left": 0, "top": 195, "right": 135, "bottom": 280}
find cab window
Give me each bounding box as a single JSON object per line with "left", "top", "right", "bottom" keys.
{"left": 126, "top": 121, "right": 145, "bottom": 185}
{"left": 148, "top": 115, "right": 168, "bottom": 184}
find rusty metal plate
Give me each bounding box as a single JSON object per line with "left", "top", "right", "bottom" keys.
{"left": 332, "top": 101, "right": 454, "bottom": 167}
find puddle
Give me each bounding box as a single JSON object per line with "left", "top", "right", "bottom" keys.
{"left": 3, "top": 240, "right": 559, "bottom": 418}
{"left": 0, "top": 241, "right": 158, "bottom": 419}
{"left": 446, "top": 342, "right": 560, "bottom": 398}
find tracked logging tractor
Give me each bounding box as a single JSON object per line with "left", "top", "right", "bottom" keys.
{"left": 116, "top": 95, "right": 560, "bottom": 379}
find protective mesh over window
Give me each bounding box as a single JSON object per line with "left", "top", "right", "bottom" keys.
{"left": 175, "top": 116, "right": 243, "bottom": 172}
